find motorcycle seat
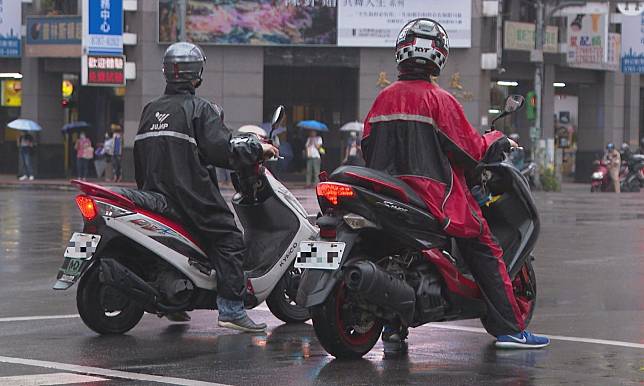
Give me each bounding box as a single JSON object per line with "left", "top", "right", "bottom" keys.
{"left": 111, "top": 187, "right": 182, "bottom": 223}
{"left": 329, "top": 166, "right": 428, "bottom": 210}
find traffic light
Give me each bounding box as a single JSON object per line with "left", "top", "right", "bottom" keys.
{"left": 526, "top": 91, "right": 536, "bottom": 121}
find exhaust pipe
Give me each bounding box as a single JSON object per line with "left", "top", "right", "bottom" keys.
{"left": 344, "top": 261, "right": 415, "bottom": 324}
{"left": 99, "top": 259, "right": 186, "bottom": 313}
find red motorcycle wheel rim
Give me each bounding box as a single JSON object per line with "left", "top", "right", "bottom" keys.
{"left": 335, "top": 286, "right": 380, "bottom": 346}
{"left": 513, "top": 265, "right": 535, "bottom": 322}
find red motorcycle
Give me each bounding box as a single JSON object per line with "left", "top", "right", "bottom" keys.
{"left": 295, "top": 96, "right": 537, "bottom": 358}
{"left": 590, "top": 160, "right": 611, "bottom": 192}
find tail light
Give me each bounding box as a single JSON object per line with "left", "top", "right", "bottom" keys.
{"left": 75, "top": 195, "right": 97, "bottom": 222}
{"left": 319, "top": 227, "right": 337, "bottom": 239}
{"left": 316, "top": 182, "right": 355, "bottom": 206}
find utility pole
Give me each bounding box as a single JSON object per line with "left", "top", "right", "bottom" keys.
{"left": 534, "top": 1, "right": 545, "bottom": 140}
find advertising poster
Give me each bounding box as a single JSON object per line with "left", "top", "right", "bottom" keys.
{"left": 185, "top": 0, "right": 337, "bottom": 45}
{"left": 337, "top": 0, "right": 471, "bottom": 48}
{"left": 1, "top": 80, "right": 21, "bottom": 107}
{"left": 159, "top": 0, "right": 181, "bottom": 43}
{"left": 621, "top": 15, "right": 644, "bottom": 73}
{"left": 0, "top": 0, "right": 21, "bottom": 57}
{"left": 566, "top": 13, "right": 606, "bottom": 68}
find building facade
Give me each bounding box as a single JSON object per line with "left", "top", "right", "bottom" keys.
{"left": 1, "top": 0, "right": 642, "bottom": 183}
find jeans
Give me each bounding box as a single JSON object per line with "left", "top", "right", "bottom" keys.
{"left": 306, "top": 157, "right": 321, "bottom": 186}
{"left": 77, "top": 158, "right": 89, "bottom": 179}
{"left": 216, "top": 297, "right": 246, "bottom": 321}
{"left": 20, "top": 147, "right": 33, "bottom": 177}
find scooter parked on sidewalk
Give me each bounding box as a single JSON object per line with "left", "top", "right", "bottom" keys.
{"left": 296, "top": 96, "right": 540, "bottom": 358}
{"left": 53, "top": 107, "right": 316, "bottom": 334}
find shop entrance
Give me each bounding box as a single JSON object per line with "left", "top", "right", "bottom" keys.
{"left": 263, "top": 65, "right": 358, "bottom": 180}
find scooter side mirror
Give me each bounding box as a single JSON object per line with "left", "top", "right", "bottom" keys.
{"left": 491, "top": 94, "right": 526, "bottom": 129}
{"left": 504, "top": 94, "right": 525, "bottom": 113}
{"left": 271, "top": 106, "right": 285, "bottom": 130}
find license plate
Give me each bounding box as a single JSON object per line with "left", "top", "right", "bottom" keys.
{"left": 295, "top": 241, "right": 345, "bottom": 270}
{"left": 59, "top": 233, "right": 101, "bottom": 282}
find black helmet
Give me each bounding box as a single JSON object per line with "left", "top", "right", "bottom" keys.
{"left": 162, "top": 42, "right": 206, "bottom": 87}
{"left": 396, "top": 18, "right": 449, "bottom": 76}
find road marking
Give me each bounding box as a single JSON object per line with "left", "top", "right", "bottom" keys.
{"left": 0, "top": 356, "right": 229, "bottom": 386}
{"left": 0, "top": 314, "right": 79, "bottom": 323}
{"left": 425, "top": 324, "right": 644, "bottom": 350}
{"left": 0, "top": 372, "right": 106, "bottom": 385}
{"left": 4, "top": 311, "right": 640, "bottom": 350}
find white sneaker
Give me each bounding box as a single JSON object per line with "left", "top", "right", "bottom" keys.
{"left": 18, "top": 175, "right": 27, "bottom": 181}
{"left": 28, "top": 176, "right": 34, "bottom": 181}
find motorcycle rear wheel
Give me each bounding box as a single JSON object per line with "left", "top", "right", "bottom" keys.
{"left": 77, "top": 265, "right": 144, "bottom": 335}
{"left": 266, "top": 265, "right": 310, "bottom": 323}
{"left": 311, "top": 284, "right": 383, "bottom": 359}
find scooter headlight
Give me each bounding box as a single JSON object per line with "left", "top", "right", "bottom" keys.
{"left": 591, "top": 172, "right": 604, "bottom": 180}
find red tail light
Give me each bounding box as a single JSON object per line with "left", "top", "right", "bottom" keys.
{"left": 316, "top": 182, "right": 355, "bottom": 205}
{"left": 75, "top": 195, "right": 97, "bottom": 221}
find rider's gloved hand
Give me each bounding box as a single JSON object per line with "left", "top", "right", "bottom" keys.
{"left": 508, "top": 138, "right": 519, "bottom": 148}
{"left": 261, "top": 143, "right": 279, "bottom": 160}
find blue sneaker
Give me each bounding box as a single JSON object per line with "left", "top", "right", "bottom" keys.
{"left": 495, "top": 331, "right": 550, "bottom": 349}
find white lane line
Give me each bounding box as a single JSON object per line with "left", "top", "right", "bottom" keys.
{"left": 0, "top": 356, "right": 229, "bottom": 386}
{"left": 0, "top": 314, "right": 79, "bottom": 323}
{"left": 424, "top": 324, "right": 644, "bottom": 350}
{"left": 0, "top": 372, "right": 106, "bottom": 385}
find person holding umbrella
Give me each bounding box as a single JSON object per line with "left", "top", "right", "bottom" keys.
{"left": 304, "top": 130, "right": 323, "bottom": 187}
{"left": 17, "top": 132, "right": 36, "bottom": 181}
{"left": 298, "top": 120, "right": 328, "bottom": 187}
{"left": 8, "top": 119, "right": 42, "bottom": 181}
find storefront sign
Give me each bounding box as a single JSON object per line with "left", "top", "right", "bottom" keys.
{"left": 0, "top": 0, "right": 21, "bottom": 57}
{"left": 83, "top": 0, "right": 123, "bottom": 55}
{"left": 161, "top": 0, "right": 472, "bottom": 48}
{"left": 81, "top": 54, "right": 125, "bottom": 86}
{"left": 503, "top": 21, "right": 558, "bottom": 53}
{"left": 1, "top": 80, "right": 21, "bottom": 107}
{"left": 26, "top": 16, "right": 82, "bottom": 57}
{"left": 566, "top": 12, "right": 609, "bottom": 69}
{"left": 621, "top": 15, "right": 644, "bottom": 73}
{"left": 337, "top": 0, "right": 471, "bottom": 48}
{"left": 606, "top": 32, "right": 621, "bottom": 71}
{"left": 27, "top": 16, "right": 82, "bottom": 44}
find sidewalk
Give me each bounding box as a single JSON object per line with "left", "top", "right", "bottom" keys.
{"left": 0, "top": 174, "right": 312, "bottom": 193}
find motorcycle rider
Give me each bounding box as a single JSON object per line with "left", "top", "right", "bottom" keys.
{"left": 363, "top": 19, "right": 550, "bottom": 350}
{"left": 133, "top": 42, "right": 278, "bottom": 332}
{"left": 605, "top": 143, "right": 621, "bottom": 193}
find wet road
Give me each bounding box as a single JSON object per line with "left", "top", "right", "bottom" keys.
{"left": 0, "top": 186, "right": 642, "bottom": 385}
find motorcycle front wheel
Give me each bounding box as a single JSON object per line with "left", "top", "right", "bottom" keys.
{"left": 311, "top": 283, "right": 383, "bottom": 359}
{"left": 77, "top": 265, "right": 144, "bottom": 335}
{"left": 266, "top": 264, "right": 310, "bottom": 323}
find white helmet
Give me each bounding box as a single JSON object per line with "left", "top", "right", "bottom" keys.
{"left": 395, "top": 18, "right": 449, "bottom": 76}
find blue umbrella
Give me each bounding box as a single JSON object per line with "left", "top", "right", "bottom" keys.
{"left": 61, "top": 121, "right": 90, "bottom": 132}
{"left": 297, "top": 120, "right": 328, "bottom": 132}
{"left": 7, "top": 119, "right": 42, "bottom": 132}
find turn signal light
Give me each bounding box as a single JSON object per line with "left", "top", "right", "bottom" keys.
{"left": 316, "top": 182, "right": 355, "bottom": 205}
{"left": 75, "top": 195, "right": 97, "bottom": 222}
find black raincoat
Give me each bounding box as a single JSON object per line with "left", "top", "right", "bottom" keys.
{"left": 134, "top": 82, "right": 263, "bottom": 300}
